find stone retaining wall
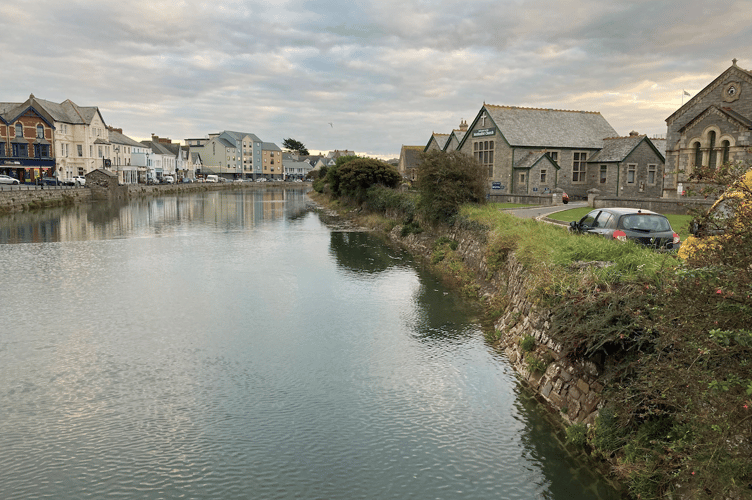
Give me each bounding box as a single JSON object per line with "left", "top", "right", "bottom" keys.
{"left": 0, "top": 186, "right": 91, "bottom": 213}
{"left": 389, "top": 223, "right": 603, "bottom": 426}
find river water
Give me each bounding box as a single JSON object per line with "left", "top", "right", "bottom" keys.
{"left": 0, "top": 188, "right": 620, "bottom": 499}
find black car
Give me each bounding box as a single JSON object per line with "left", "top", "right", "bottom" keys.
{"left": 569, "top": 207, "right": 681, "bottom": 251}
{"left": 38, "top": 177, "right": 61, "bottom": 186}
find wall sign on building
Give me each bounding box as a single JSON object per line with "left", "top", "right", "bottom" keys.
{"left": 472, "top": 128, "right": 496, "bottom": 138}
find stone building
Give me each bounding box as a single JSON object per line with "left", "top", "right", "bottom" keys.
{"left": 398, "top": 145, "right": 423, "bottom": 181}
{"left": 424, "top": 133, "right": 449, "bottom": 152}
{"left": 456, "top": 104, "right": 618, "bottom": 198}
{"left": 587, "top": 132, "right": 665, "bottom": 199}
{"left": 664, "top": 59, "right": 752, "bottom": 197}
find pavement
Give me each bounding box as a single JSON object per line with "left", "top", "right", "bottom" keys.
{"left": 503, "top": 201, "right": 588, "bottom": 226}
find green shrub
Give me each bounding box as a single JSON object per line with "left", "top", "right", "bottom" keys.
{"left": 525, "top": 353, "right": 547, "bottom": 373}
{"left": 519, "top": 335, "right": 536, "bottom": 352}
{"left": 326, "top": 157, "right": 400, "bottom": 202}
{"left": 416, "top": 150, "right": 486, "bottom": 224}
{"left": 401, "top": 220, "right": 423, "bottom": 237}
{"left": 566, "top": 422, "right": 588, "bottom": 447}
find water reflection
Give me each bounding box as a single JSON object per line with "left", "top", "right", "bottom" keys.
{"left": 0, "top": 189, "right": 620, "bottom": 499}
{"left": 0, "top": 187, "right": 313, "bottom": 243}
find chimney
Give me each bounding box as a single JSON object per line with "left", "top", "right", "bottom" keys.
{"left": 629, "top": 130, "right": 639, "bottom": 137}
{"left": 459, "top": 119, "right": 468, "bottom": 132}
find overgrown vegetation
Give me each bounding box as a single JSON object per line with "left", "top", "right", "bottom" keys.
{"left": 416, "top": 150, "right": 487, "bottom": 224}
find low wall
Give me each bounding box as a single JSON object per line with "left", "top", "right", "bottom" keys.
{"left": 489, "top": 193, "right": 560, "bottom": 205}
{"left": 590, "top": 195, "right": 713, "bottom": 215}
{"left": 0, "top": 186, "right": 91, "bottom": 213}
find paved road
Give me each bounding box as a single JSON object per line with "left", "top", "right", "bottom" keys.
{"left": 504, "top": 201, "right": 587, "bottom": 221}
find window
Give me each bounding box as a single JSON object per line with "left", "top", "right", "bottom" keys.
{"left": 12, "top": 143, "right": 28, "bottom": 157}
{"left": 34, "top": 144, "right": 50, "bottom": 158}
{"left": 78, "top": 144, "right": 83, "bottom": 157}
{"left": 90, "top": 146, "right": 93, "bottom": 157}
{"left": 548, "top": 151, "right": 559, "bottom": 164}
{"left": 15, "top": 123, "right": 23, "bottom": 139}
{"left": 98, "top": 146, "right": 103, "bottom": 158}
{"left": 693, "top": 142, "right": 702, "bottom": 171}
{"left": 37, "top": 125, "right": 44, "bottom": 138}
{"left": 647, "top": 164, "right": 657, "bottom": 185}
{"left": 572, "top": 152, "right": 587, "bottom": 182}
{"left": 708, "top": 131, "right": 716, "bottom": 169}
{"left": 721, "top": 140, "right": 730, "bottom": 165}
{"left": 627, "top": 164, "right": 636, "bottom": 184}
{"left": 600, "top": 165, "right": 607, "bottom": 184}
{"left": 78, "top": 168, "right": 84, "bottom": 176}
{"left": 540, "top": 169, "right": 547, "bottom": 183}
{"left": 473, "top": 140, "right": 494, "bottom": 176}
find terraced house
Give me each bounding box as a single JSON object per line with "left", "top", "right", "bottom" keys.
{"left": 0, "top": 94, "right": 56, "bottom": 183}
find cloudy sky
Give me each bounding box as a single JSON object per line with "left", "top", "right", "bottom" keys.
{"left": 3, "top": 0, "right": 751, "bottom": 158}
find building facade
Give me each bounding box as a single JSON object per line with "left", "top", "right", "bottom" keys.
{"left": 664, "top": 59, "right": 752, "bottom": 197}
{"left": 0, "top": 95, "right": 56, "bottom": 183}
{"left": 456, "top": 104, "right": 618, "bottom": 198}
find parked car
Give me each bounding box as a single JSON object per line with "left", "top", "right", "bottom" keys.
{"left": 181, "top": 177, "right": 193, "bottom": 183}
{"left": 255, "top": 177, "right": 267, "bottom": 182}
{"left": 63, "top": 176, "right": 86, "bottom": 186}
{"left": 38, "top": 177, "right": 61, "bottom": 186}
{"left": 205, "top": 175, "right": 218, "bottom": 183}
{"left": 569, "top": 208, "right": 681, "bottom": 251}
{"left": 0, "top": 174, "right": 20, "bottom": 185}
{"left": 162, "top": 175, "right": 175, "bottom": 184}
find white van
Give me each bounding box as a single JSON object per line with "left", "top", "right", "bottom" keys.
{"left": 206, "top": 175, "right": 219, "bottom": 183}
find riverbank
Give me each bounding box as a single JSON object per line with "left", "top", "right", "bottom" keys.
{"left": 309, "top": 191, "right": 752, "bottom": 500}
{"left": 0, "top": 181, "right": 311, "bottom": 215}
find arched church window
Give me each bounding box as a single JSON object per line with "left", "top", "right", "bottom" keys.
{"left": 721, "top": 140, "right": 730, "bottom": 165}
{"left": 708, "top": 131, "right": 716, "bottom": 169}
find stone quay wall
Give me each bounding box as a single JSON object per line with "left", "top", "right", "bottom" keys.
{"left": 0, "top": 186, "right": 91, "bottom": 213}
{"left": 389, "top": 223, "right": 603, "bottom": 427}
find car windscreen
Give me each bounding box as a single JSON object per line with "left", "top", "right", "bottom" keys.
{"left": 619, "top": 214, "right": 672, "bottom": 232}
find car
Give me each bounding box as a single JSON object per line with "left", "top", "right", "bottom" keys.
{"left": 63, "top": 176, "right": 86, "bottom": 186}
{"left": 38, "top": 177, "right": 61, "bottom": 186}
{"left": 255, "top": 177, "right": 267, "bottom": 182}
{"left": 161, "top": 175, "right": 175, "bottom": 184}
{"left": 0, "top": 174, "right": 21, "bottom": 185}
{"left": 569, "top": 207, "right": 681, "bottom": 251}
{"left": 181, "top": 177, "right": 193, "bottom": 183}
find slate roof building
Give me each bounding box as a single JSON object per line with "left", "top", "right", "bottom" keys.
{"left": 107, "top": 126, "right": 149, "bottom": 184}
{"left": 457, "top": 104, "right": 619, "bottom": 197}
{"left": 398, "top": 145, "right": 423, "bottom": 181}
{"left": 443, "top": 120, "right": 469, "bottom": 152}
{"left": 587, "top": 132, "right": 665, "bottom": 198}
{"left": 424, "top": 133, "right": 450, "bottom": 152}
{"left": 1, "top": 94, "right": 108, "bottom": 182}
{"left": 0, "top": 95, "right": 56, "bottom": 183}
{"left": 664, "top": 59, "right": 752, "bottom": 197}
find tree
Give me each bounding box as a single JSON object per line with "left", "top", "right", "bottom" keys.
{"left": 282, "top": 138, "right": 309, "bottom": 156}
{"left": 326, "top": 157, "right": 401, "bottom": 202}
{"left": 416, "top": 150, "right": 487, "bottom": 223}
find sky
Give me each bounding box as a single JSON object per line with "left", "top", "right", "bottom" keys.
{"left": 3, "top": 0, "right": 752, "bottom": 159}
